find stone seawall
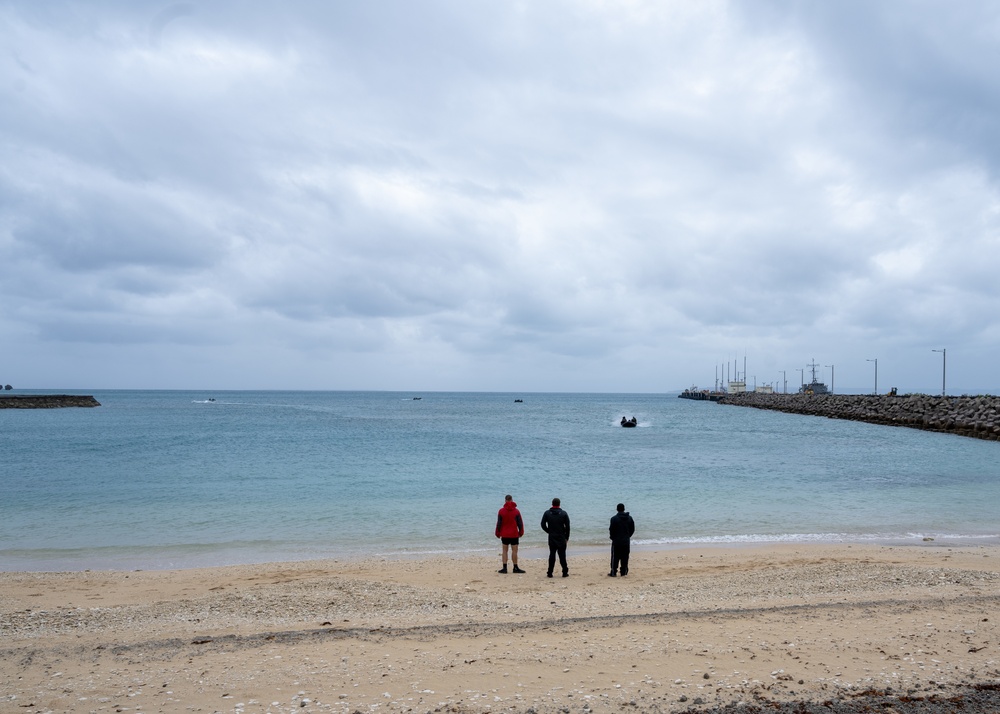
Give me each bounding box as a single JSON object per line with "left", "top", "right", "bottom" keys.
{"left": 0, "top": 395, "right": 101, "bottom": 409}
{"left": 717, "top": 392, "right": 1000, "bottom": 441}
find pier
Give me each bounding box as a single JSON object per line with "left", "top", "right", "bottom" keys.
{"left": 677, "top": 388, "right": 726, "bottom": 402}
{"left": 0, "top": 395, "right": 101, "bottom": 409}
{"left": 714, "top": 391, "right": 1000, "bottom": 441}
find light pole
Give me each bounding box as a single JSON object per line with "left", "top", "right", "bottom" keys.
{"left": 780, "top": 370, "right": 787, "bottom": 394}
{"left": 825, "top": 364, "right": 834, "bottom": 394}
{"left": 796, "top": 368, "right": 804, "bottom": 391}
{"left": 932, "top": 348, "right": 946, "bottom": 396}
{"left": 867, "top": 358, "right": 878, "bottom": 395}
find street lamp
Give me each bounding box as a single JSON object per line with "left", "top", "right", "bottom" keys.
{"left": 825, "top": 364, "right": 834, "bottom": 394}
{"left": 780, "top": 370, "right": 787, "bottom": 394}
{"left": 867, "top": 358, "right": 878, "bottom": 395}
{"left": 932, "top": 348, "right": 946, "bottom": 396}
{"left": 796, "top": 368, "right": 804, "bottom": 391}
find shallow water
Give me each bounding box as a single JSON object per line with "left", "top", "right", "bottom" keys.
{"left": 2, "top": 390, "right": 998, "bottom": 570}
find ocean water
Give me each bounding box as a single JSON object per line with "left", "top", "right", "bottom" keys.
{"left": 2, "top": 390, "right": 999, "bottom": 571}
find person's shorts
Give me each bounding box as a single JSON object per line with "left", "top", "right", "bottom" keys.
{"left": 501, "top": 537, "right": 520, "bottom": 545}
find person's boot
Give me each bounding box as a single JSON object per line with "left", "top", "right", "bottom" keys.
{"left": 498, "top": 564, "right": 508, "bottom": 573}
{"left": 512, "top": 565, "right": 525, "bottom": 574}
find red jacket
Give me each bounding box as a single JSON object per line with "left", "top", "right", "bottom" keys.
{"left": 495, "top": 501, "right": 525, "bottom": 538}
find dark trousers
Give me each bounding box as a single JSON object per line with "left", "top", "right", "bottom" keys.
{"left": 611, "top": 540, "right": 630, "bottom": 575}
{"left": 547, "top": 539, "right": 568, "bottom": 574}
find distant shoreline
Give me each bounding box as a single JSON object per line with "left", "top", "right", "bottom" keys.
{"left": 0, "top": 394, "right": 101, "bottom": 408}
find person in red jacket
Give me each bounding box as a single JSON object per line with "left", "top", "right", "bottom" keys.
{"left": 495, "top": 494, "right": 525, "bottom": 573}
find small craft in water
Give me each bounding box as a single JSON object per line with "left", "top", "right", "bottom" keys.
{"left": 514, "top": 399, "right": 523, "bottom": 403}
{"left": 620, "top": 416, "right": 637, "bottom": 428}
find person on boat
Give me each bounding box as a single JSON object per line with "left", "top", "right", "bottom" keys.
{"left": 540, "top": 497, "right": 571, "bottom": 577}
{"left": 495, "top": 494, "right": 525, "bottom": 574}
{"left": 620, "top": 416, "right": 628, "bottom": 426}
{"left": 608, "top": 502, "right": 636, "bottom": 577}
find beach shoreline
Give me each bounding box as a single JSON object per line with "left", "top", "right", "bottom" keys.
{"left": 3, "top": 543, "right": 1000, "bottom": 713}
{"left": 8, "top": 533, "right": 1000, "bottom": 575}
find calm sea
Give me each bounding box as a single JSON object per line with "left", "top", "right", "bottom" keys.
{"left": 2, "top": 390, "right": 998, "bottom": 571}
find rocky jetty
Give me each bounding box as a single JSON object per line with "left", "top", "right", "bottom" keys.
{"left": 718, "top": 392, "right": 1000, "bottom": 441}
{"left": 0, "top": 394, "right": 101, "bottom": 409}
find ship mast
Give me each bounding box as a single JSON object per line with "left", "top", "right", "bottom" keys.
{"left": 806, "top": 358, "right": 821, "bottom": 385}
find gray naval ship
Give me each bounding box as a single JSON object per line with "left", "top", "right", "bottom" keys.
{"left": 799, "top": 359, "right": 830, "bottom": 395}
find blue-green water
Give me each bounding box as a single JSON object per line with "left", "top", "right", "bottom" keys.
{"left": 2, "top": 390, "right": 998, "bottom": 571}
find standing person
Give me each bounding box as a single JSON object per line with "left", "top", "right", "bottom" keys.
{"left": 608, "top": 502, "right": 635, "bottom": 577}
{"left": 495, "top": 494, "right": 525, "bottom": 573}
{"left": 540, "top": 497, "right": 571, "bottom": 578}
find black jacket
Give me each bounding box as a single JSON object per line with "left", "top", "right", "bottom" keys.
{"left": 609, "top": 511, "right": 635, "bottom": 542}
{"left": 541, "top": 507, "right": 570, "bottom": 542}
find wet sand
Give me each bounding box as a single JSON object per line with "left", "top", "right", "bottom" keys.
{"left": 2, "top": 543, "right": 1000, "bottom": 713}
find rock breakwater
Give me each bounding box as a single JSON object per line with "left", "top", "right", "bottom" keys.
{"left": 718, "top": 392, "right": 1000, "bottom": 441}
{"left": 0, "top": 394, "right": 101, "bottom": 409}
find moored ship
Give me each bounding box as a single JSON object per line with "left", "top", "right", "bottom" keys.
{"left": 800, "top": 359, "right": 829, "bottom": 395}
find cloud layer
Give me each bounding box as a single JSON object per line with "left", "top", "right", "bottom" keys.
{"left": 2, "top": 1, "right": 999, "bottom": 392}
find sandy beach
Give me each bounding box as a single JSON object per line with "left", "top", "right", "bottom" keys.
{"left": 3, "top": 543, "right": 1000, "bottom": 713}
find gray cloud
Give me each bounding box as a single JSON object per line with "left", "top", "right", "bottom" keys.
{"left": 1, "top": 1, "right": 999, "bottom": 392}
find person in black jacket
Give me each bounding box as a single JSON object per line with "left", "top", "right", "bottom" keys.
{"left": 540, "top": 497, "right": 571, "bottom": 578}
{"left": 608, "top": 503, "right": 635, "bottom": 577}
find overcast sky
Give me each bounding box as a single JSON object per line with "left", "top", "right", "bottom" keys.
{"left": 2, "top": 1, "right": 999, "bottom": 393}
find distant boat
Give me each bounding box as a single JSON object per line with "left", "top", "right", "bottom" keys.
{"left": 413, "top": 397, "right": 422, "bottom": 400}
{"left": 620, "top": 416, "right": 637, "bottom": 428}
{"left": 514, "top": 399, "right": 523, "bottom": 403}
{"left": 799, "top": 359, "right": 830, "bottom": 395}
